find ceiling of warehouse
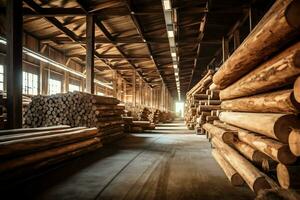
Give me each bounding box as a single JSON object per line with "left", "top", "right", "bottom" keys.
{"left": 0, "top": 0, "right": 275, "bottom": 99}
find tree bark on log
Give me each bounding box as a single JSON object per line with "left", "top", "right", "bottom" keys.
{"left": 203, "top": 123, "right": 235, "bottom": 144}
{"left": 219, "top": 112, "right": 300, "bottom": 143}
{"left": 212, "top": 148, "right": 244, "bottom": 186}
{"left": 219, "top": 41, "right": 300, "bottom": 100}
{"left": 212, "top": 137, "right": 271, "bottom": 193}
{"left": 220, "top": 89, "right": 300, "bottom": 114}
{"left": 0, "top": 128, "right": 98, "bottom": 157}
{"left": 213, "top": 0, "right": 300, "bottom": 88}
{"left": 0, "top": 137, "right": 100, "bottom": 174}
{"left": 237, "top": 129, "right": 297, "bottom": 164}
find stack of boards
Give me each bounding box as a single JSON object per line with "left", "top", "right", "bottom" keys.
{"left": 23, "top": 92, "right": 125, "bottom": 144}
{"left": 186, "top": 0, "right": 300, "bottom": 195}
{"left": 0, "top": 125, "right": 101, "bottom": 184}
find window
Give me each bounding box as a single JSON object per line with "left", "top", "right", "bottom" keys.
{"left": 69, "top": 83, "right": 80, "bottom": 92}
{"left": 23, "top": 71, "right": 38, "bottom": 95}
{"left": 49, "top": 78, "right": 62, "bottom": 95}
{"left": 0, "top": 64, "right": 3, "bottom": 91}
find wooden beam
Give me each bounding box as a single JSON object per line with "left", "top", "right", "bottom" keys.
{"left": 85, "top": 15, "right": 95, "bottom": 94}
{"left": 6, "top": 0, "right": 23, "bottom": 129}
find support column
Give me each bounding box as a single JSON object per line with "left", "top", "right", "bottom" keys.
{"left": 63, "top": 72, "right": 69, "bottom": 93}
{"left": 222, "top": 37, "right": 229, "bottom": 63}
{"left": 233, "top": 30, "right": 240, "bottom": 50}
{"left": 132, "top": 71, "right": 136, "bottom": 106}
{"left": 86, "top": 15, "right": 95, "bottom": 94}
{"left": 6, "top": 0, "right": 23, "bottom": 128}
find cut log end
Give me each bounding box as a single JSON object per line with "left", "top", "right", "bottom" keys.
{"left": 274, "top": 114, "right": 300, "bottom": 143}
{"left": 277, "top": 146, "right": 297, "bottom": 165}
{"left": 277, "top": 163, "right": 290, "bottom": 189}
{"left": 253, "top": 177, "right": 272, "bottom": 194}
{"left": 285, "top": 0, "right": 300, "bottom": 30}
{"left": 294, "top": 76, "right": 300, "bottom": 103}
{"left": 231, "top": 173, "right": 245, "bottom": 186}
{"left": 288, "top": 129, "right": 300, "bottom": 156}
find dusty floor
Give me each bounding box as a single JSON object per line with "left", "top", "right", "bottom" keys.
{"left": 2, "top": 121, "right": 255, "bottom": 200}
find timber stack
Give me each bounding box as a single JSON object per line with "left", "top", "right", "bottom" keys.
{"left": 184, "top": 70, "right": 215, "bottom": 130}
{"left": 23, "top": 92, "right": 125, "bottom": 144}
{"left": 0, "top": 125, "right": 102, "bottom": 184}
{"left": 201, "top": 0, "right": 300, "bottom": 194}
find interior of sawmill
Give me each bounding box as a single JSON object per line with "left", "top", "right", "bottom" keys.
{"left": 0, "top": 0, "right": 300, "bottom": 199}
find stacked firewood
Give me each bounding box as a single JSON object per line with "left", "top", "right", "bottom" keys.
{"left": 203, "top": 0, "right": 300, "bottom": 194}
{"left": 0, "top": 125, "right": 102, "bottom": 183}
{"left": 23, "top": 92, "right": 125, "bottom": 144}
{"left": 184, "top": 70, "right": 214, "bottom": 130}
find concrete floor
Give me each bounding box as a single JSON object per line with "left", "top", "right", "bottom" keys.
{"left": 2, "top": 121, "right": 255, "bottom": 200}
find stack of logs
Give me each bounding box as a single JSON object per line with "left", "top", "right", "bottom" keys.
{"left": 198, "top": 0, "right": 300, "bottom": 194}
{"left": 184, "top": 70, "right": 215, "bottom": 130}
{"left": 0, "top": 125, "right": 102, "bottom": 184}
{"left": 0, "top": 93, "right": 32, "bottom": 130}
{"left": 23, "top": 92, "right": 125, "bottom": 144}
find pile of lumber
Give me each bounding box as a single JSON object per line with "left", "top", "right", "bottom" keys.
{"left": 202, "top": 0, "right": 300, "bottom": 194}
{"left": 23, "top": 92, "right": 125, "bottom": 144}
{"left": 0, "top": 125, "right": 102, "bottom": 183}
{"left": 184, "top": 70, "right": 214, "bottom": 130}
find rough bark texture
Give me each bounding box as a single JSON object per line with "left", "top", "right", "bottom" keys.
{"left": 220, "top": 89, "right": 300, "bottom": 114}
{"left": 219, "top": 42, "right": 300, "bottom": 100}
{"left": 213, "top": 0, "right": 300, "bottom": 88}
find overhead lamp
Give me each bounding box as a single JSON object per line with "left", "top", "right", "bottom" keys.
{"left": 171, "top": 52, "right": 176, "bottom": 57}
{"left": 173, "top": 64, "right": 178, "bottom": 69}
{"left": 167, "top": 30, "right": 174, "bottom": 38}
{"left": 163, "top": 0, "right": 171, "bottom": 10}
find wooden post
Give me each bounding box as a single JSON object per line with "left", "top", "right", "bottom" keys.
{"left": 222, "top": 37, "right": 229, "bottom": 63}
{"left": 6, "top": 0, "right": 23, "bottom": 129}
{"left": 132, "top": 71, "right": 136, "bottom": 106}
{"left": 85, "top": 15, "right": 95, "bottom": 94}
{"left": 233, "top": 30, "right": 240, "bottom": 49}
{"left": 63, "top": 72, "right": 69, "bottom": 93}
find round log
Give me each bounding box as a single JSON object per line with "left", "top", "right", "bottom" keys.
{"left": 288, "top": 128, "right": 300, "bottom": 156}
{"left": 294, "top": 76, "right": 300, "bottom": 103}
{"left": 219, "top": 112, "right": 300, "bottom": 143}
{"left": 212, "top": 149, "right": 244, "bottom": 186}
{"left": 213, "top": 0, "right": 300, "bottom": 88}
{"left": 203, "top": 123, "right": 235, "bottom": 144}
{"left": 219, "top": 42, "right": 300, "bottom": 100}
{"left": 212, "top": 138, "right": 271, "bottom": 193}
{"left": 220, "top": 89, "right": 300, "bottom": 114}
{"left": 277, "top": 163, "right": 300, "bottom": 189}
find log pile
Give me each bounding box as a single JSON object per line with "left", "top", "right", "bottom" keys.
{"left": 187, "top": 0, "right": 300, "bottom": 194}
{"left": 23, "top": 92, "right": 125, "bottom": 144}
{"left": 184, "top": 70, "right": 220, "bottom": 131}
{"left": 0, "top": 125, "right": 102, "bottom": 183}
{"left": 0, "top": 93, "right": 32, "bottom": 129}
